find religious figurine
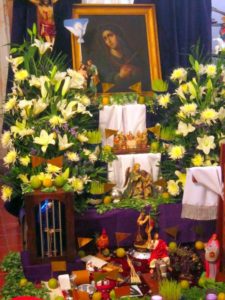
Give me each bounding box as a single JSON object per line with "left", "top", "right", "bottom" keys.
{"left": 96, "top": 228, "right": 109, "bottom": 255}
{"left": 148, "top": 233, "right": 170, "bottom": 278}
{"left": 123, "top": 163, "right": 153, "bottom": 199}
{"left": 205, "top": 233, "right": 220, "bottom": 279}
{"left": 134, "top": 210, "right": 154, "bottom": 250}
{"left": 86, "top": 59, "right": 100, "bottom": 93}
{"left": 29, "top": 0, "right": 58, "bottom": 44}
{"left": 78, "top": 63, "right": 88, "bottom": 87}
{"left": 126, "top": 132, "right": 136, "bottom": 149}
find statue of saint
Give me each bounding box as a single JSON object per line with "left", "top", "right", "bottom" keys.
{"left": 134, "top": 210, "right": 154, "bottom": 250}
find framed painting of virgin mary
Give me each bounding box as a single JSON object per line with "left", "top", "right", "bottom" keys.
{"left": 71, "top": 4, "right": 161, "bottom": 93}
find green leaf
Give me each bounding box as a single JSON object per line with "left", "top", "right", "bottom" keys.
{"left": 152, "top": 79, "right": 168, "bottom": 92}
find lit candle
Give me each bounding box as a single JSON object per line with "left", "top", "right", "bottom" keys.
{"left": 206, "top": 293, "right": 217, "bottom": 300}
{"left": 151, "top": 296, "right": 163, "bottom": 300}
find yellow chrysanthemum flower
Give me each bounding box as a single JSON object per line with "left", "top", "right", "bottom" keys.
{"left": 1, "top": 185, "right": 13, "bottom": 202}
{"left": 167, "top": 180, "right": 180, "bottom": 196}
{"left": 66, "top": 152, "right": 80, "bottom": 162}
{"left": 191, "top": 154, "right": 204, "bottom": 166}
{"left": 70, "top": 177, "right": 84, "bottom": 192}
{"left": 49, "top": 115, "right": 66, "bottom": 128}
{"left": 205, "top": 64, "right": 217, "bottom": 77}
{"left": 45, "top": 163, "right": 61, "bottom": 174}
{"left": 19, "top": 155, "right": 30, "bottom": 166}
{"left": 1, "top": 131, "right": 12, "bottom": 148}
{"left": 3, "top": 149, "right": 17, "bottom": 166}
{"left": 175, "top": 171, "right": 186, "bottom": 188}
{"left": 157, "top": 93, "right": 171, "bottom": 108}
{"left": 170, "top": 68, "right": 187, "bottom": 82}
{"left": 4, "top": 97, "right": 17, "bottom": 112}
{"left": 14, "top": 69, "right": 29, "bottom": 81}
{"left": 200, "top": 108, "right": 218, "bottom": 125}
{"left": 168, "top": 145, "right": 185, "bottom": 160}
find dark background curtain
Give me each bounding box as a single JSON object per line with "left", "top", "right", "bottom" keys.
{"left": 134, "top": 0, "right": 212, "bottom": 79}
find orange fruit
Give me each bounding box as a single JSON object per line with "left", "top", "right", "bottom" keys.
{"left": 43, "top": 178, "right": 53, "bottom": 187}
{"left": 180, "top": 280, "right": 189, "bottom": 289}
{"left": 218, "top": 292, "right": 225, "bottom": 300}
{"left": 195, "top": 240, "right": 205, "bottom": 250}
{"left": 92, "top": 292, "right": 102, "bottom": 300}
{"left": 168, "top": 242, "right": 177, "bottom": 252}
{"left": 103, "top": 196, "right": 112, "bottom": 205}
{"left": 162, "top": 192, "right": 170, "bottom": 199}
{"left": 102, "top": 97, "right": 109, "bottom": 105}
{"left": 19, "top": 278, "right": 28, "bottom": 287}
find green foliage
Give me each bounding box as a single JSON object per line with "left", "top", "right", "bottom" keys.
{"left": 98, "top": 92, "right": 138, "bottom": 106}
{"left": 152, "top": 79, "right": 168, "bottom": 92}
{"left": 0, "top": 252, "right": 50, "bottom": 300}
{"left": 159, "top": 279, "right": 181, "bottom": 300}
{"left": 181, "top": 286, "right": 206, "bottom": 300}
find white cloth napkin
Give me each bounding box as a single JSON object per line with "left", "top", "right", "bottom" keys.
{"left": 181, "top": 166, "right": 223, "bottom": 220}
{"left": 108, "top": 153, "right": 161, "bottom": 190}
{"left": 122, "top": 104, "right": 146, "bottom": 134}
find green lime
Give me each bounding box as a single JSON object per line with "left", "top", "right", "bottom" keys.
{"left": 19, "top": 278, "right": 28, "bottom": 287}
{"left": 77, "top": 250, "right": 86, "bottom": 258}
{"left": 48, "top": 278, "right": 58, "bottom": 289}
{"left": 30, "top": 176, "right": 42, "bottom": 189}
{"left": 116, "top": 248, "right": 126, "bottom": 258}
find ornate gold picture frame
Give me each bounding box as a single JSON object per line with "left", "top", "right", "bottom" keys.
{"left": 71, "top": 4, "right": 161, "bottom": 93}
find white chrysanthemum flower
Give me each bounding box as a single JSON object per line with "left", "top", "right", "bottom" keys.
{"left": 197, "top": 135, "right": 216, "bottom": 155}
{"left": 157, "top": 93, "right": 171, "bottom": 108}
{"left": 1, "top": 131, "right": 12, "bottom": 148}
{"left": 200, "top": 108, "right": 218, "bottom": 125}
{"left": 170, "top": 68, "right": 187, "bottom": 82}
{"left": 180, "top": 103, "right": 197, "bottom": 117}
{"left": 1, "top": 185, "right": 13, "bottom": 202}
{"left": 66, "top": 152, "right": 80, "bottom": 162}
{"left": 176, "top": 121, "right": 195, "bottom": 137}
{"left": 4, "top": 97, "right": 17, "bottom": 112}
{"left": 19, "top": 156, "right": 30, "bottom": 167}
{"left": 167, "top": 180, "right": 180, "bottom": 196}
{"left": 168, "top": 145, "right": 185, "bottom": 160}
{"left": 32, "top": 38, "right": 53, "bottom": 55}
{"left": 191, "top": 154, "right": 204, "bottom": 166}
{"left": 3, "top": 149, "right": 17, "bottom": 166}
{"left": 205, "top": 64, "right": 217, "bottom": 77}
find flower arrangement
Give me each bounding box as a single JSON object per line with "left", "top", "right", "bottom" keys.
{"left": 1, "top": 26, "right": 108, "bottom": 208}
{"left": 151, "top": 55, "right": 225, "bottom": 197}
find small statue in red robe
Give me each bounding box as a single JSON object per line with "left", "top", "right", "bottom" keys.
{"left": 205, "top": 233, "right": 220, "bottom": 279}
{"left": 148, "top": 233, "right": 170, "bottom": 276}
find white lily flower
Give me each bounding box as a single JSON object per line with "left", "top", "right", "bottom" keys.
{"left": 34, "top": 130, "right": 56, "bottom": 153}
{"left": 32, "top": 98, "right": 48, "bottom": 115}
{"left": 67, "top": 69, "right": 85, "bottom": 89}
{"left": 197, "top": 135, "right": 216, "bottom": 155}
{"left": 62, "top": 76, "right": 71, "bottom": 97}
{"left": 58, "top": 134, "right": 73, "bottom": 151}
{"left": 176, "top": 121, "right": 195, "bottom": 137}
{"left": 32, "top": 39, "right": 53, "bottom": 55}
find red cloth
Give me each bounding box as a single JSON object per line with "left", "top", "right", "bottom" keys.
{"left": 12, "top": 297, "right": 43, "bottom": 300}
{"left": 149, "top": 239, "right": 168, "bottom": 264}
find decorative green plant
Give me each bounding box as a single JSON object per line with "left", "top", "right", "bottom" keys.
{"left": 0, "top": 252, "right": 49, "bottom": 300}
{"left": 159, "top": 279, "right": 181, "bottom": 300}
{"left": 89, "top": 181, "right": 105, "bottom": 195}
{"left": 86, "top": 130, "right": 102, "bottom": 144}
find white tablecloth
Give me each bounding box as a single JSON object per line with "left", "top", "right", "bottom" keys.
{"left": 99, "top": 104, "right": 146, "bottom": 146}
{"left": 108, "top": 153, "right": 161, "bottom": 190}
